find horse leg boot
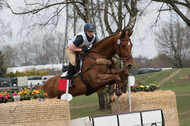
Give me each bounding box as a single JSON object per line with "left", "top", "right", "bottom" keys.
{"left": 68, "top": 63, "right": 75, "bottom": 88}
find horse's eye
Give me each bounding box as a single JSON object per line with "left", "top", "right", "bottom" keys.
{"left": 122, "top": 44, "right": 126, "bottom": 48}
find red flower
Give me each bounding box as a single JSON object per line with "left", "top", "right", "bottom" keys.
{"left": 12, "top": 93, "right": 17, "bottom": 96}
{"left": 135, "top": 86, "right": 139, "bottom": 88}
{"left": 0, "top": 95, "right": 3, "bottom": 99}
{"left": 5, "top": 95, "right": 10, "bottom": 99}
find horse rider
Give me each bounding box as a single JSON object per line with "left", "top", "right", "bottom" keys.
{"left": 65, "top": 22, "right": 97, "bottom": 87}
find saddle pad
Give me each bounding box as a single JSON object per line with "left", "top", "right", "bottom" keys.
{"left": 96, "top": 59, "right": 112, "bottom": 65}
{"left": 58, "top": 79, "right": 68, "bottom": 91}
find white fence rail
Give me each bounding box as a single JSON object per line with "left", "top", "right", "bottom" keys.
{"left": 71, "top": 109, "right": 165, "bottom": 126}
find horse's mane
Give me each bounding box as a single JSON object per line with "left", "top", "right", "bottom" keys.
{"left": 92, "top": 30, "right": 128, "bottom": 49}
{"left": 92, "top": 32, "right": 121, "bottom": 48}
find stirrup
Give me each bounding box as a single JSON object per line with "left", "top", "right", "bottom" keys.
{"left": 61, "top": 71, "right": 68, "bottom": 78}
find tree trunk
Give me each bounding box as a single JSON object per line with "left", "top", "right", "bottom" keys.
{"left": 97, "top": 0, "right": 105, "bottom": 38}
{"left": 63, "top": 0, "right": 69, "bottom": 63}
{"left": 73, "top": 5, "right": 77, "bottom": 35}
{"left": 97, "top": 89, "right": 111, "bottom": 110}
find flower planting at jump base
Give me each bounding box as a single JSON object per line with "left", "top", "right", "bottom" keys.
{"left": 130, "top": 84, "right": 159, "bottom": 92}
{"left": 0, "top": 88, "right": 48, "bottom": 103}
{"left": 0, "top": 92, "right": 17, "bottom": 103}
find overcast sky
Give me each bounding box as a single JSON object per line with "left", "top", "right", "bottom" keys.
{"left": 0, "top": 1, "right": 185, "bottom": 59}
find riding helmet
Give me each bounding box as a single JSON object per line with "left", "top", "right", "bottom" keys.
{"left": 84, "top": 23, "right": 95, "bottom": 32}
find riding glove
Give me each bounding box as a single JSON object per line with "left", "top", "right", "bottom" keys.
{"left": 82, "top": 45, "right": 89, "bottom": 52}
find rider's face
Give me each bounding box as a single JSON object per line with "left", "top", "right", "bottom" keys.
{"left": 85, "top": 31, "right": 94, "bottom": 37}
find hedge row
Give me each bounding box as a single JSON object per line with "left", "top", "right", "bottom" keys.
{"left": 6, "top": 69, "right": 50, "bottom": 77}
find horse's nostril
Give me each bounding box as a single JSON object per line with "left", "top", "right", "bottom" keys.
{"left": 127, "top": 64, "right": 132, "bottom": 69}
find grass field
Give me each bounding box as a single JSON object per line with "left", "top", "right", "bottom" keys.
{"left": 69, "top": 68, "right": 190, "bottom": 126}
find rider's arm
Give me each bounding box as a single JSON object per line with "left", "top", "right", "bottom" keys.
{"left": 69, "top": 43, "right": 82, "bottom": 52}
{"left": 69, "top": 35, "right": 83, "bottom": 52}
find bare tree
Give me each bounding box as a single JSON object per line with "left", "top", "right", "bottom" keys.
{"left": 155, "top": 21, "right": 190, "bottom": 68}
{"left": 0, "top": 0, "right": 2, "bottom": 10}
{"left": 55, "top": 32, "right": 64, "bottom": 63}
{"left": 7, "top": 31, "right": 64, "bottom": 66}
{"left": 73, "top": 0, "right": 137, "bottom": 34}
{"left": 151, "top": 54, "right": 173, "bottom": 68}
{"left": 7, "top": 32, "right": 62, "bottom": 66}
{"left": 97, "top": 0, "right": 105, "bottom": 38}
{"left": 32, "top": 33, "right": 62, "bottom": 65}
{"left": 104, "top": 0, "right": 138, "bottom": 34}
{"left": 0, "top": 51, "right": 6, "bottom": 77}
{"left": 63, "top": 0, "right": 70, "bottom": 63}
{"left": 2, "top": 45, "right": 17, "bottom": 67}
{"left": 3, "top": 0, "right": 138, "bottom": 35}
{"left": 152, "top": 0, "right": 190, "bottom": 26}
{"left": 0, "top": 21, "right": 12, "bottom": 45}
{"left": 15, "top": 40, "right": 34, "bottom": 66}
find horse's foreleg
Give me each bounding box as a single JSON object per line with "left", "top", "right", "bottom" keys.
{"left": 115, "top": 69, "right": 129, "bottom": 83}
{"left": 115, "top": 69, "right": 129, "bottom": 93}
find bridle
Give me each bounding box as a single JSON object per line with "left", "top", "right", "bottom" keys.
{"left": 116, "top": 38, "right": 133, "bottom": 64}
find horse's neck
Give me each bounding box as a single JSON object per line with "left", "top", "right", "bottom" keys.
{"left": 92, "top": 34, "right": 120, "bottom": 59}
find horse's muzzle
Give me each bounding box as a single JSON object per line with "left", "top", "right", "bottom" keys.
{"left": 123, "top": 62, "right": 133, "bottom": 69}
{"left": 122, "top": 56, "right": 133, "bottom": 69}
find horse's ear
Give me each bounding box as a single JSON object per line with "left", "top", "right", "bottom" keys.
{"left": 128, "top": 30, "right": 133, "bottom": 37}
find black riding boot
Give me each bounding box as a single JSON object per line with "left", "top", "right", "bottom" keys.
{"left": 68, "top": 63, "right": 75, "bottom": 88}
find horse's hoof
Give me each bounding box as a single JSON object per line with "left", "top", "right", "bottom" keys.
{"left": 115, "top": 90, "right": 122, "bottom": 96}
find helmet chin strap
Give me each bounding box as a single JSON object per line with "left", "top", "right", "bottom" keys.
{"left": 85, "top": 31, "right": 93, "bottom": 40}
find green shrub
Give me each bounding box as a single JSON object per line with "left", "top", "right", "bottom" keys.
{"left": 6, "top": 69, "right": 50, "bottom": 77}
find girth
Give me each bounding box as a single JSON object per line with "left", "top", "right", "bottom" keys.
{"left": 80, "top": 74, "right": 96, "bottom": 96}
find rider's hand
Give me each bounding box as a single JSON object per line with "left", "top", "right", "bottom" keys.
{"left": 82, "top": 45, "right": 89, "bottom": 52}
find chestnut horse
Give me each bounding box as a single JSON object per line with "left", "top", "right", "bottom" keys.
{"left": 38, "top": 30, "right": 133, "bottom": 98}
